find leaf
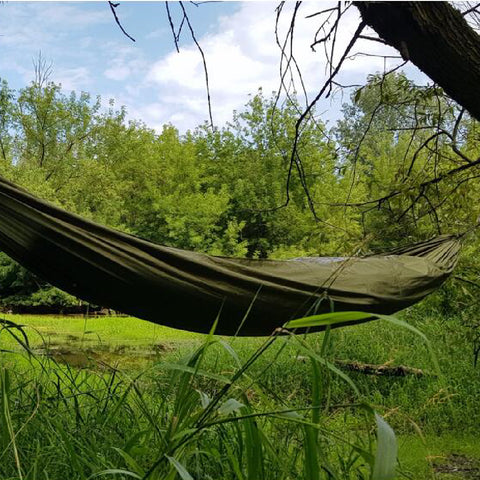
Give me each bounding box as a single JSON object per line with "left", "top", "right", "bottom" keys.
{"left": 376, "top": 314, "right": 440, "bottom": 375}
{"left": 197, "top": 389, "right": 211, "bottom": 409}
{"left": 354, "top": 88, "right": 363, "bottom": 103}
{"left": 111, "top": 447, "right": 145, "bottom": 477}
{"left": 88, "top": 469, "right": 141, "bottom": 479}
{"left": 218, "top": 339, "right": 242, "bottom": 368}
{"left": 372, "top": 413, "right": 397, "bottom": 480}
{"left": 278, "top": 410, "right": 303, "bottom": 419}
{"left": 289, "top": 338, "right": 359, "bottom": 395}
{"left": 285, "top": 311, "right": 374, "bottom": 330}
{"left": 166, "top": 456, "right": 194, "bottom": 480}
{"left": 217, "top": 398, "right": 245, "bottom": 416}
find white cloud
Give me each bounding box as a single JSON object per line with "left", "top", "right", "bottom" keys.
{"left": 0, "top": 2, "right": 111, "bottom": 89}
{"left": 145, "top": 27, "right": 169, "bottom": 40}
{"left": 105, "top": 65, "right": 131, "bottom": 82}
{"left": 54, "top": 66, "right": 91, "bottom": 92}
{"left": 143, "top": 3, "right": 293, "bottom": 129}
{"left": 1, "top": 1, "right": 430, "bottom": 134}
{"left": 102, "top": 42, "right": 147, "bottom": 86}
{"left": 137, "top": 1, "right": 419, "bottom": 132}
{"left": 0, "top": 3, "right": 109, "bottom": 49}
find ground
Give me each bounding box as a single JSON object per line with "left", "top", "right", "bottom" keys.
{"left": 0, "top": 310, "right": 479, "bottom": 479}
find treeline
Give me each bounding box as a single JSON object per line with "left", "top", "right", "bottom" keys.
{"left": 0, "top": 72, "right": 479, "bottom": 312}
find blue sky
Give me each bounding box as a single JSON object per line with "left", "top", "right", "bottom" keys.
{"left": 0, "top": 1, "right": 428, "bottom": 132}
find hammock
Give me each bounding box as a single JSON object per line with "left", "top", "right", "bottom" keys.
{"left": 0, "top": 176, "right": 461, "bottom": 336}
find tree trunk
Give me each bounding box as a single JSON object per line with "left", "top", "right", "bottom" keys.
{"left": 354, "top": 2, "right": 480, "bottom": 122}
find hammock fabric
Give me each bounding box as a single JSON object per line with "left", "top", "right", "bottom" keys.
{"left": 0, "top": 176, "right": 461, "bottom": 336}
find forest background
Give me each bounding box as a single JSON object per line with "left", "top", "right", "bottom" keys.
{"left": 0, "top": 70, "right": 479, "bottom": 332}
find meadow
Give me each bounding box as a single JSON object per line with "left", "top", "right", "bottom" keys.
{"left": 0, "top": 306, "right": 479, "bottom": 480}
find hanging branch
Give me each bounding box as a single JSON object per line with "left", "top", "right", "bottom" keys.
{"left": 327, "top": 156, "right": 480, "bottom": 209}
{"left": 165, "top": 2, "right": 180, "bottom": 53}
{"left": 105, "top": 1, "right": 480, "bottom": 233}
{"left": 354, "top": 2, "right": 480, "bottom": 122}
{"left": 177, "top": 2, "right": 214, "bottom": 130}
{"left": 279, "top": 20, "right": 366, "bottom": 220}
{"left": 108, "top": 1, "right": 136, "bottom": 42}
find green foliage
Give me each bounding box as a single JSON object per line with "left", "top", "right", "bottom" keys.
{"left": 0, "top": 314, "right": 403, "bottom": 480}
{"left": 0, "top": 252, "right": 82, "bottom": 313}
{"left": 1, "top": 287, "right": 82, "bottom": 313}
{"left": 337, "top": 72, "right": 480, "bottom": 246}
{"left": 335, "top": 72, "right": 480, "bottom": 339}
{"left": 0, "top": 80, "right": 360, "bottom": 309}
{"left": 0, "top": 71, "right": 479, "bottom": 325}
{"left": 1, "top": 309, "right": 479, "bottom": 479}
{"left": 0, "top": 53, "right": 479, "bottom": 480}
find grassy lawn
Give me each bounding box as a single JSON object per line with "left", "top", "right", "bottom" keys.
{"left": 0, "top": 309, "right": 479, "bottom": 479}
{"left": 2, "top": 313, "right": 200, "bottom": 346}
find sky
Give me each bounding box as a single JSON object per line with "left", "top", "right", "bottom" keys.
{"left": 0, "top": 1, "right": 430, "bottom": 133}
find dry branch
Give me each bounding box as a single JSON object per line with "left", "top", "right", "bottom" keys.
{"left": 335, "top": 359, "right": 426, "bottom": 377}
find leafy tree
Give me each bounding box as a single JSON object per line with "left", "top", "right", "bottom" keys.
{"left": 194, "top": 90, "right": 356, "bottom": 258}
{"left": 335, "top": 72, "right": 480, "bottom": 246}
{"left": 2, "top": 73, "right": 478, "bottom": 312}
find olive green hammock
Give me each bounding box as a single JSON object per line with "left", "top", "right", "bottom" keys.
{"left": 0, "top": 176, "right": 461, "bottom": 336}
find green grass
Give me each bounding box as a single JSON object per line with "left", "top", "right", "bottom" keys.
{"left": 0, "top": 308, "right": 479, "bottom": 479}
{"left": 398, "top": 434, "right": 480, "bottom": 479}
{"left": 1, "top": 313, "right": 200, "bottom": 346}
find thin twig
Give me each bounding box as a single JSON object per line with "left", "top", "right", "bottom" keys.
{"left": 179, "top": 1, "right": 214, "bottom": 129}
{"left": 165, "top": 2, "right": 180, "bottom": 53}
{"left": 278, "top": 20, "right": 366, "bottom": 225}
{"left": 108, "top": 1, "right": 135, "bottom": 42}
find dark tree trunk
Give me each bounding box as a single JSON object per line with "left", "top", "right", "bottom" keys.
{"left": 354, "top": 2, "right": 480, "bottom": 121}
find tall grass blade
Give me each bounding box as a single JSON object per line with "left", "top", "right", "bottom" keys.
{"left": 88, "top": 469, "right": 141, "bottom": 479}
{"left": 285, "top": 311, "right": 373, "bottom": 329}
{"left": 166, "top": 456, "right": 194, "bottom": 480}
{"left": 372, "top": 413, "right": 397, "bottom": 480}
{"left": 0, "top": 368, "right": 23, "bottom": 479}
{"left": 376, "top": 314, "right": 440, "bottom": 374}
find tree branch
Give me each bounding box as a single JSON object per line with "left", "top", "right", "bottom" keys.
{"left": 108, "top": 1, "right": 135, "bottom": 43}
{"left": 354, "top": 2, "right": 480, "bottom": 121}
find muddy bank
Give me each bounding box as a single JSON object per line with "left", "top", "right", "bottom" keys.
{"left": 34, "top": 342, "right": 175, "bottom": 369}
{"left": 433, "top": 454, "right": 480, "bottom": 479}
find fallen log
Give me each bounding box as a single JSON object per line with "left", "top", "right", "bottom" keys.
{"left": 295, "top": 355, "right": 427, "bottom": 376}
{"left": 335, "top": 360, "right": 426, "bottom": 377}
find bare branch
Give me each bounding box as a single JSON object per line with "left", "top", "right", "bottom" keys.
{"left": 462, "top": 3, "right": 480, "bottom": 16}
{"left": 357, "top": 34, "right": 388, "bottom": 45}
{"left": 178, "top": 1, "right": 214, "bottom": 129}
{"left": 165, "top": 2, "right": 180, "bottom": 53}
{"left": 108, "top": 1, "right": 135, "bottom": 42}
{"left": 276, "top": 19, "right": 366, "bottom": 226}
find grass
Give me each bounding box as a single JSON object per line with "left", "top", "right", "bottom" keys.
{"left": 0, "top": 307, "right": 479, "bottom": 479}
{"left": 398, "top": 435, "right": 480, "bottom": 479}
{"left": 1, "top": 313, "right": 199, "bottom": 347}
